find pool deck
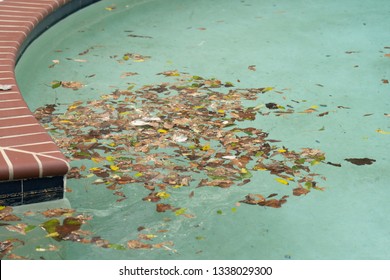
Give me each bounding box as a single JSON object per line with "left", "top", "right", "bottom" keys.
{"left": 0, "top": 0, "right": 99, "bottom": 205}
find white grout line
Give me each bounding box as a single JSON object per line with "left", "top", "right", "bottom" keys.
{"left": 0, "top": 131, "right": 46, "bottom": 140}
{"left": 0, "top": 99, "right": 21, "bottom": 103}
{"left": 0, "top": 5, "right": 48, "bottom": 10}
{"left": 0, "top": 106, "right": 27, "bottom": 111}
{"left": 0, "top": 10, "right": 43, "bottom": 15}
{"left": 9, "top": 141, "right": 57, "bottom": 148}
{"left": 0, "top": 15, "right": 39, "bottom": 24}
{"left": 0, "top": 115, "right": 33, "bottom": 121}
{"left": 0, "top": 46, "right": 18, "bottom": 50}
{"left": 0, "top": 40, "right": 20, "bottom": 45}
{"left": 0, "top": 123, "right": 39, "bottom": 130}
{"left": 33, "top": 153, "right": 44, "bottom": 177}
{"left": 0, "top": 30, "right": 28, "bottom": 37}
{"left": 0, "top": 147, "right": 14, "bottom": 180}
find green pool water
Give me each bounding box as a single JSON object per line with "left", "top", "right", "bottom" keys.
{"left": 4, "top": 0, "right": 390, "bottom": 259}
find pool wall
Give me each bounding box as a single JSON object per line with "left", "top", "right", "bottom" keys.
{"left": 0, "top": 0, "right": 100, "bottom": 205}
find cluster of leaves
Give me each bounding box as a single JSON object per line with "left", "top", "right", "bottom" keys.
{"left": 0, "top": 205, "right": 173, "bottom": 259}
{"left": 35, "top": 72, "right": 327, "bottom": 213}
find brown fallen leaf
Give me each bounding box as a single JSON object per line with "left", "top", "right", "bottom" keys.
{"left": 258, "top": 196, "right": 289, "bottom": 208}
{"left": 156, "top": 203, "right": 173, "bottom": 212}
{"left": 127, "top": 240, "right": 152, "bottom": 249}
{"left": 345, "top": 158, "right": 376, "bottom": 165}
{"left": 248, "top": 65, "right": 256, "bottom": 71}
{"left": 5, "top": 224, "right": 29, "bottom": 235}
{"left": 41, "top": 208, "right": 75, "bottom": 218}
{"left": 61, "top": 81, "right": 84, "bottom": 90}
{"left": 293, "top": 187, "right": 310, "bottom": 196}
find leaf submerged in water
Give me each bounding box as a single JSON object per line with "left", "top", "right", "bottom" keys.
{"left": 345, "top": 158, "right": 376, "bottom": 165}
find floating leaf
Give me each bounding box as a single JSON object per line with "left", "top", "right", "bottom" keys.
{"left": 61, "top": 81, "right": 84, "bottom": 90}
{"left": 127, "top": 240, "right": 152, "bottom": 249}
{"left": 376, "top": 129, "right": 390, "bottom": 135}
{"left": 293, "top": 187, "right": 310, "bottom": 196}
{"left": 345, "top": 158, "right": 376, "bottom": 165}
{"left": 110, "top": 165, "right": 120, "bottom": 171}
{"left": 175, "top": 208, "right": 187, "bottom": 216}
{"left": 156, "top": 203, "right": 172, "bottom": 212}
{"left": 51, "top": 80, "right": 62, "bottom": 89}
{"left": 274, "top": 178, "right": 289, "bottom": 185}
{"left": 156, "top": 191, "right": 170, "bottom": 199}
{"left": 5, "top": 224, "right": 32, "bottom": 235}
{"left": 41, "top": 208, "right": 75, "bottom": 218}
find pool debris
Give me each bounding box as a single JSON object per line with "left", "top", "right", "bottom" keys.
{"left": 51, "top": 80, "right": 84, "bottom": 90}
{"left": 0, "top": 84, "right": 12, "bottom": 91}
{"left": 122, "top": 52, "right": 151, "bottom": 62}
{"left": 36, "top": 72, "right": 328, "bottom": 215}
{"left": 344, "top": 158, "right": 376, "bottom": 166}
{"left": 0, "top": 71, "right": 336, "bottom": 259}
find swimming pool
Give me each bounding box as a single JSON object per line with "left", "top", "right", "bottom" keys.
{"left": 2, "top": 0, "right": 390, "bottom": 259}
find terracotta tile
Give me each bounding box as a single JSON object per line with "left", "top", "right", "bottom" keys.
{"left": 0, "top": 115, "right": 36, "bottom": 127}
{"left": 0, "top": 14, "right": 40, "bottom": 25}
{"left": 0, "top": 155, "right": 12, "bottom": 180}
{"left": 0, "top": 92, "right": 22, "bottom": 100}
{"left": 0, "top": 124, "right": 44, "bottom": 138}
{"left": 39, "top": 156, "right": 70, "bottom": 177}
{"left": 0, "top": 107, "right": 32, "bottom": 118}
{"left": 10, "top": 141, "right": 62, "bottom": 153}
{"left": 0, "top": 132, "right": 53, "bottom": 147}
{"left": 0, "top": 99, "right": 27, "bottom": 109}
{"left": 0, "top": 11, "right": 44, "bottom": 23}
{"left": 2, "top": 3, "right": 55, "bottom": 15}
{"left": 0, "top": 25, "right": 31, "bottom": 35}
{"left": 5, "top": 150, "right": 40, "bottom": 179}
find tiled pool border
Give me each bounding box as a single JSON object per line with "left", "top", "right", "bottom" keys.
{"left": 0, "top": 0, "right": 100, "bottom": 205}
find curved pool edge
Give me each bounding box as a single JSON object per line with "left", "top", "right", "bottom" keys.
{"left": 0, "top": 0, "right": 100, "bottom": 206}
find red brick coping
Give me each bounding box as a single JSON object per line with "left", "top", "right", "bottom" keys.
{"left": 0, "top": 0, "right": 99, "bottom": 205}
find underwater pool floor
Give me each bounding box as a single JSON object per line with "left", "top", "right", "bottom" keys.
{"left": 1, "top": 0, "right": 390, "bottom": 259}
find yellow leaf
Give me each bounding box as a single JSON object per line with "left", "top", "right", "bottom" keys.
{"left": 275, "top": 178, "right": 289, "bottom": 185}
{"left": 110, "top": 165, "right": 120, "bottom": 171}
{"left": 156, "top": 192, "right": 170, "bottom": 199}
{"left": 175, "top": 208, "right": 187, "bottom": 216}
{"left": 59, "top": 120, "right": 72, "bottom": 124}
{"left": 217, "top": 109, "right": 225, "bottom": 114}
{"left": 278, "top": 149, "right": 287, "bottom": 153}
{"left": 201, "top": 144, "right": 210, "bottom": 151}
{"left": 106, "top": 156, "right": 115, "bottom": 162}
{"left": 376, "top": 129, "right": 390, "bottom": 135}
{"left": 109, "top": 142, "right": 116, "bottom": 147}
{"left": 254, "top": 166, "right": 267, "bottom": 171}
{"left": 45, "top": 232, "right": 60, "bottom": 238}
{"left": 240, "top": 168, "right": 248, "bottom": 174}
{"left": 134, "top": 172, "right": 143, "bottom": 177}
{"left": 157, "top": 129, "right": 168, "bottom": 134}
{"left": 263, "top": 87, "right": 274, "bottom": 92}
{"left": 89, "top": 167, "right": 102, "bottom": 172}
{"left": 91, "top": 157, "right": 103, "bottom": 163}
